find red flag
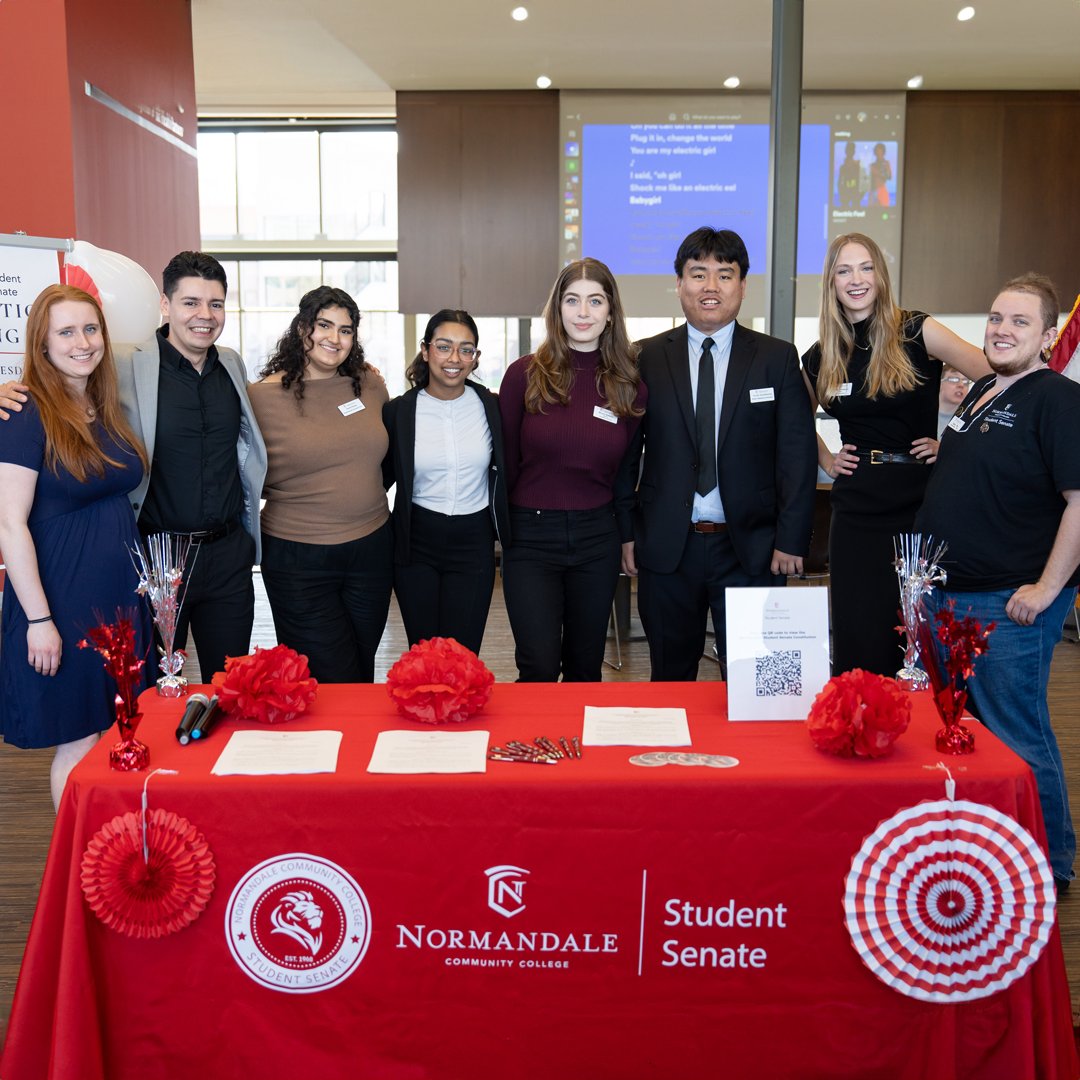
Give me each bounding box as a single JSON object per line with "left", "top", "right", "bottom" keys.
{"left": 1050, "top": 294, "right": 1080, "bottom": 376}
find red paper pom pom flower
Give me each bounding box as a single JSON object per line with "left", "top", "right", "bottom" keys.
{"left": 81, "top": 809, "right": 215, "bottom": 938}
{"left": 386, "top": 637, "right": 495, "bottom": 724}
{"left": 212, "top": 644, "right": 318, "bottom": 724}
{"left": 806, "top": 669, "right": 912, "bottom": 759}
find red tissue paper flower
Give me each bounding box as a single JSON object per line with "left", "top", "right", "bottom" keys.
{"left": 80, "top": 808, "right": 215, "bottom": 938}
{"left": 806, "top": 669, "right": 912, "bottom": 759}
{"left": 385, "top": 637, "right": 495, "bottom": 724}
{"left": 211, "top": 644, "right": 318, "bottom": 724}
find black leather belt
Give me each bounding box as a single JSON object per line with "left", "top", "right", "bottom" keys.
{"left": 854, "top": 450, "right": 926, "bottom": 465}
{"left": 691, "top": 521, "right": 728, "bottom": 534}
{"left": 155, "top": 519, "right": 241, "bottom": 544}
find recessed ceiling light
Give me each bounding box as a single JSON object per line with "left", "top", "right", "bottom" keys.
{"left": 957, "top": 6, "right": 975, "bottom": 20}
{"left": 906, "top": 75, "right": 924, "bottom": 89}
{"left": 512, "top": 6, "right": 528, "bottom": 20}
{"left": 536, "top": 74, "right": 552, "bottom": 89}
{"left": 723, "top": 76, "right": 740, "bottom": 89}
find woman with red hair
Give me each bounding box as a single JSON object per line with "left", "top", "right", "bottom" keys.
{"left": 0, "top": 285, "right": 151, "bottom": 807}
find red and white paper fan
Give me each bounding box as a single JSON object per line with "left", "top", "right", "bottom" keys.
{"left": 81, "top": 770, "right": 215, "bottom": 939}
{"left": 845, "top": 792, "right": 1055, "bottom": 1002}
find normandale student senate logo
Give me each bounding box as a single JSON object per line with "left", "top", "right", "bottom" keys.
{"left": 226, "top": 853, "right": 371, "bottom": 993}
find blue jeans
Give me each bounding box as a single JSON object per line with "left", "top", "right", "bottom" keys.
{"left": 927, "top": 586, "right": 1076, "bottom": 882}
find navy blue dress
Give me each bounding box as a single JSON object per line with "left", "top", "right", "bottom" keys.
{"left": 0, "top": 399, "right": 152, "bottom": 749}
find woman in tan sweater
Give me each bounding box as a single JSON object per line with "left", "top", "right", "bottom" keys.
{"left": 249, "top": 286, "right": 391, "bottom": 681}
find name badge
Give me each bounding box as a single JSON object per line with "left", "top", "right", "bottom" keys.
{"left": 947, "top": 415, "right": 964, "bottom": 432}
{"left": 749, "top": 387, "right": 775, "bottom": 404}
{"left": 338, "top": 398, "right": 366, "bottom": 416}
{"left": 593, "top": 405, "right": 618, "bottom": 424}
{"left": 838, "top": 382, "right": 853, "bottom": 397}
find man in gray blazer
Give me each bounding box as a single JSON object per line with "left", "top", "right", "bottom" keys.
{"left": 116, "top": 251, "right": 266, "bottom": 679}
{"left": 615, "top": 228, "right": 816, "bottom": 680}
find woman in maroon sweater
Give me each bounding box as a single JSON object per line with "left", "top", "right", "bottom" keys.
{"left": 499, "top": 258, "right": 646, "bottom": 681}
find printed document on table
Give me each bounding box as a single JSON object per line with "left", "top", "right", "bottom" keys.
{"left": 211, "top": 730, "right": 343, "bottom": 775}
{"left": 367, "top": 729, "right": 490, "bottom": 774}
{"left": 581, "top": 707, "right": 691, "bottom": 746}
{"left": 726, "top": 586, "right": 831, "bottom": 721}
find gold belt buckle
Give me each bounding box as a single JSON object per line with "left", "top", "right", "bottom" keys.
{"left": 870, "top": 450, "right": 884, "bottom": 465}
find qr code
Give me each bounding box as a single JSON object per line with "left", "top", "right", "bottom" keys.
{"left": 755, "top": 650, "right": 802, "bottom": 697}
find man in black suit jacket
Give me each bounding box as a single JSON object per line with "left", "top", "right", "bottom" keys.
{"left": 615, "top": 227, "right": 817, "bottom": 680}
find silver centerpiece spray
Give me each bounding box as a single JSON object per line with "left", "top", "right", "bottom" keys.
{"left": 893, "top": 532, "right": 947, "bottom": 690}
{"left": 130, "top": 533, "right": 198, "bottom": 697}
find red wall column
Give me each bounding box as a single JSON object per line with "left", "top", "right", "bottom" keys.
{"left": 0, "top": 0, "right": 200, "bottom": 281}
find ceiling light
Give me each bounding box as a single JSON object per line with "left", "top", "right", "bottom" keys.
{"left": 906, "top": 75, "right": 924, "bottom": 89}
{"left": 511, "top": 6, "right": 528, "bottom": 20}
{"left": 957, "top": 6, "right": 975, "bottom": 20}
{"left": 536, "top": 74, "right": 552, "bottom": 89}
{"left": 723, "top": 76, "right": 740, "bottom": 89}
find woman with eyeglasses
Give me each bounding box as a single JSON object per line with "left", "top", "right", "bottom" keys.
{"left": 499, "top": 258, "right": 646, "bottom": 682}
{"left": 937, "top": 366, "right": 972, "bottom": 438}
{"left": 250, "top": 285, "right": 392, "bottom": 682}
{"left": 801, "top": 233, "right": 989, "bottom": 677}
{"left": 382, "top": 310, "right": 510, "bottom": 654}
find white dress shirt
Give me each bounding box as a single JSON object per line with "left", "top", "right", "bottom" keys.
{"left": 686, "top": 321, "right": 734, "bottom": 523}
{"left": 413, "top": 387, "right": 492, "bottom": 515}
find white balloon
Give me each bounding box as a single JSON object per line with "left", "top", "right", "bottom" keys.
{"left": 64, "top": 240, "right": 161, "bottom": 345}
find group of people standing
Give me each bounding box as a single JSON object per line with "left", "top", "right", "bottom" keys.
{"left": 2, "top": 232, "right": 1079, "bottom": 893}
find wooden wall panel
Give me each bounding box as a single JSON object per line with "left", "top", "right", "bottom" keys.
{"left": 459, "top": 99, "right": 558, "bottom": 316}
{"left": 398, "top": 91, "right": 558, "bottom": 316}
{"left": 997, "top": 96, "right": 1080, "bottom": 305}
{"left": 901, "top": 91, "right": 1080, "bottom": 314}
{"left": 397, "top": 95, "right": 466, "bottom": 312}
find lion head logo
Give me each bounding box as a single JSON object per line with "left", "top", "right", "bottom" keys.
{"left": 269, "top": 890, "right": 324, "bottom": 956}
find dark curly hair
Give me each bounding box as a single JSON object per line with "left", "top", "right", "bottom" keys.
{"left": 260, "top": 286, "right": 367, "bottom": 402}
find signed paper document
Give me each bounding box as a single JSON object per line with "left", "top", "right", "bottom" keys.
{"left": 366, "top": 730, "right": 490, "bottom": 774}
{"left": 211, "top": 730, "right": 344, "bottom": 776}
{"left": 581, "top": 706, "right": 691, "bottom": 747}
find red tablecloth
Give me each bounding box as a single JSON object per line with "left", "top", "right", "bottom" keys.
{"left": 3, "top": 683, "right": 1076, "bottom": 1080}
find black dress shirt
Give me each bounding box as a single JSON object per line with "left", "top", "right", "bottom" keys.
{"left": 139, "top": 326, "right": 244, "bottom": 534}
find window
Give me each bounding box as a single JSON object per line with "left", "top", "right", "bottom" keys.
{"left": 199, "top": 123, "right": 403, "bottom": 384}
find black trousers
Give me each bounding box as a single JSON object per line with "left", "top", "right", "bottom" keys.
{"left": 260, "top": 522, "right": 393, "bottom": 683}
{"left": 393, "top": 505, "right": 496, "bottom": 655}
{"left": 171, "top": 524, "right": 256, "bottom": 680}
{"left": 638, "top": 529, "right": 782, "bottom": 681}
{"left": 501, "top": 505, "right": 620, "bottom": 682}
{"left": 828, "top": 512, "right": 907, "bottom": 677}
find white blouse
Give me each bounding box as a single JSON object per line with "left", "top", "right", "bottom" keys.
{"left": 413, "top": 387, "right": 493, "bottom": 515}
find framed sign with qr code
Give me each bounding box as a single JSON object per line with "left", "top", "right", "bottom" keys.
{"left": 725, "top": 587, "right": 831, "bottom": 721}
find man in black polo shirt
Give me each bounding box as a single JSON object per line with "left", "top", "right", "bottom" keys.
{"left": 118, "top": 252, "right": 267, "bottom": 679}
{"left": 916, "top": 272, "right": 1080, "bottom": 889}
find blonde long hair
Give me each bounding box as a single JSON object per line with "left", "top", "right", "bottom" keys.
{"left": 23, "top": 284, "right": 147, "bottom": 481}
{"left": 524, "top": 258, "right": 642, "bottom": 418}
{"left": 815, "top": 234, "right": 919, "bottom": 405}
